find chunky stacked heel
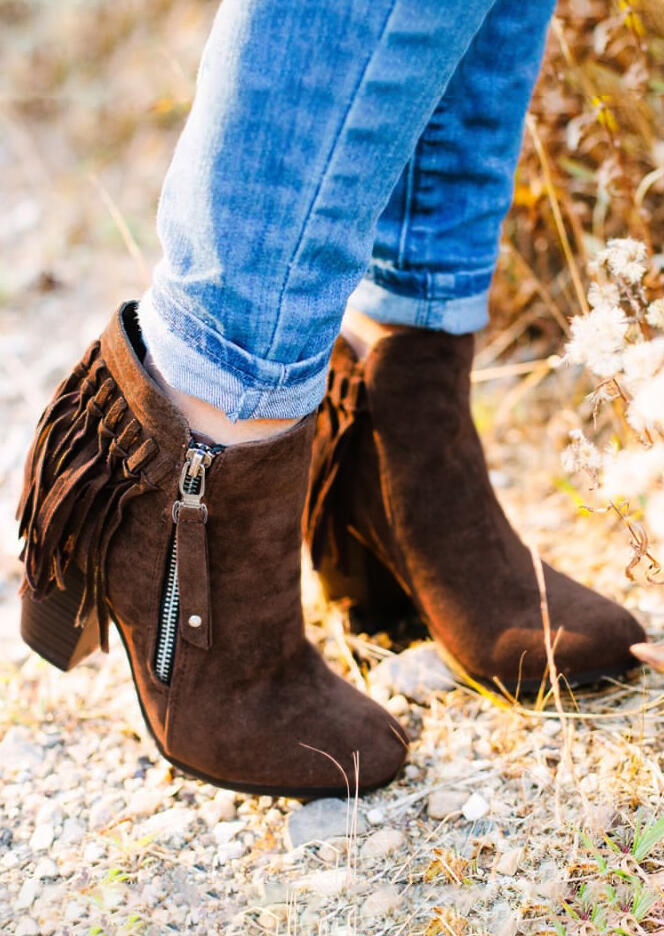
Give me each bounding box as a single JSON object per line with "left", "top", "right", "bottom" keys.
{"left": 315, "top": 522, "right": 417, "bottom": 634}
{"left": 20, "top": 565, "right": 100, "bottom": 672}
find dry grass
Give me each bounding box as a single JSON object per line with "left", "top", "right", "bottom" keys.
{"left": 2, "top": 1, "right": 664, "bottom": 934}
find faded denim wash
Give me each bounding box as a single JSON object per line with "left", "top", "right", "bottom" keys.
{"left": 140, "top": 0, "right": 557, "bottom": 419}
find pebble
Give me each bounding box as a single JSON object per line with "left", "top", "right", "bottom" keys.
{"left": 126, "top": 788, "right": 165, "bottom": 818}
{"left": 258, "top": 903, "right": 290, "bottom": 931}
{"left": 360, "top": 884, "right": 402, "bottom": 918}
{"left": 201, "top": 791, "right": 236, "bottom": 826}
{"left": 212, "top": 820, "right": 245, "bottom": 847}
{"left": 368, "top": 643, "right": 454, "bottom": 703}
{"left": 142, "top": 807, "right": 196, "bottom": 841}
{"left": 216, "top": 841, "right": 246, "bottom": 862}
{"left": 88, "top": 799, "right": 114, "bottom": 831}
{"left": 361, "top": 828, "right": 405, "bottom": 860}
{"left": 462, "top": 793, "right": 490, "bottom": 821}
{"left": 35, "top": 802, "right": 63, "bottom": 826}
{"left": 34, "top": 857, "right": 58, "bottom": 879}
{"left": 15, "top": 919, "right": 39, "bottom": 936}
{"left": 59, "top": 817, "right": 85, "bottom": 844}
{"left": 366, "top": 808, "right": 385, "bottom": 826}
{"left": 29, "top": 823, "right": 54, "bottom": 852}
{"left": 83, "top": 841, "right": 106, "bottom": 862}
{"left": 495, "top": 847, "right": 523, "bottom": 876}
{"left": 297, "top": 868, "right": 347, "bottom": 897}
{"left": 385, "top": 694, "right": 410, "bottom": 716}
{"left": 318, "top": 837, "right": 347, "bottom": 864}
{"left": 427, "top": 789, "right": 466, "bottom": 819}
{"left": 64, "top": 900, "right": 86, "bottom": 922}
{"left": 285, "top": 799, "right": 367, "bottom": 849}
{"left": 0, "top": 727, "right": 43, "bottom": 772}
{"left": 16, "top": 878, "right": 40, "bottom": 910}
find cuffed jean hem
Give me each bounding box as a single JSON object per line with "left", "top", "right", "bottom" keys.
{"left": 137, "top": 290, "right": 329, "bottom": 420}
{"left": 349, "top": 261, "right": 493, "bottom": 334}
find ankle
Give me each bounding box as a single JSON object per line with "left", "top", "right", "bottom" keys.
{"left": 144, "top": 352, "right": 299, "bottom": 445}
{"left": 341, "top": 306, "right": 409, "bottom": 359}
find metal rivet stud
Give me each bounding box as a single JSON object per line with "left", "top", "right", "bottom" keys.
{"left": 188, "top": 614, "right": 202, "bottom": 628}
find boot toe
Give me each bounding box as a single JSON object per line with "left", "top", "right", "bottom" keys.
{"left": 491, "top": 566, "right": 647, "bottom": 688}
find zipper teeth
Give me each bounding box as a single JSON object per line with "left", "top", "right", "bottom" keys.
{"left": 154, "top": 454, "right": 205, "bottom": 684}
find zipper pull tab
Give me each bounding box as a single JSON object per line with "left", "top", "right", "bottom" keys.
{"left": 172, "top": 447, "right": 213, "bottom": 651}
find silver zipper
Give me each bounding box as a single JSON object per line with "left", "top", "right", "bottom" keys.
{"left": 154, "top": 442, "right": 216, "bottom": 683}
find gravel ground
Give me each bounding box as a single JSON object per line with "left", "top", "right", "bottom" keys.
{"left": 3, "top": 269, "right": 664, "bottom": 935}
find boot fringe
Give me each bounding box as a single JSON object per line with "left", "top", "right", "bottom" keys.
{"left": 305, "top": 355, "right": 366, "bottom": 573}
{"left": 17, "top": 339, "right": 159, "bottom": 652}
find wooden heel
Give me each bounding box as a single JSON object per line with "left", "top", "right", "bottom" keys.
{"left": 20, "top": 565, "right": 100, "bottom": 671}
{"left": 316, "top": 526, "right": 417, "bottom": 634}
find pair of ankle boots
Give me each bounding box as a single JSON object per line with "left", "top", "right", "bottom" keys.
{"left": 17, "top": 303, "right": 645, "bottom": 797}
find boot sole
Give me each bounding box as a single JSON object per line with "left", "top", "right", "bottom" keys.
{"left": 20, "top": 574, "right": 403, "bottom": 800}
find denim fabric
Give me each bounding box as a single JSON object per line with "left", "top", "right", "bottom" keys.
{"left": 140, "top": 0, "right": 556, "bottom": 419}
{"left": 351, "top": 0, "right": 556, "bottom": 333}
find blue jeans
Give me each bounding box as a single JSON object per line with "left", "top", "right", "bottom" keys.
{"left": 139, "top": 0, "right": 556, "bottom": 420}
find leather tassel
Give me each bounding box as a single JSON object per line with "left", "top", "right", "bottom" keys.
{"left": 306, "top": 366, "right": 365, "bottom": 573}
{"left": 17, "top": 340, "right": 159, "bottom": 653}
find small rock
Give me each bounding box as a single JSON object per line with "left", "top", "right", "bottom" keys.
{"left": 285, "top": 799, "right": 367, "bottom": 849}
{"left": 88, "top": 799, "right": 114, "bottom": 831}
{"left": 83, "top": 842, "right": 105, "bottom": 863}
{"left": 1, "top": 850, "right": 19, "bottom": 869}
{"left": 0, "top": 827, "right": 12, "bottom": 849}
{"left": 361, "top": 829, "right": 404, "bottom": 860}
{"left": 258, "top": 904, "right": 290, "bottom": 931}
{"left": 216, "top": 841, "right": 246, "bottom": 862}
{"left": 318, "top": 836, "right": 347, "bottom": 864}
{"left": 385, "top": 694, "right": 410, "bottom": 717}
{"left": 64, "top": 900, "right": 86, "bottom": 922}
{"left": 201, "top": 791, "right": 236, "bottom": 826}
{"left": 542, "top": 719, "right": 561, "bottom": 736}
{"left": 361, "top": 884, "right": 402, "bottom": 918}
{"left": 495, "top": 847, "right": 523, "bottom": 876}
{"left": 126, "top": 789, "right": 164, "bottom": 819}
{"left": 212, "top": 820, "right": 245, "bottom": 846}
{"left": 297, "top": 868, "right": 347, "bottom": 897}
{"left": 462, "top": 793, "right": 489, "bottom": 821}
{"left": 15, "top": 918, "right": 39, "bottom": 936}
{"left": 29, "top": 823, "right": 54, "bottom": 852}
{"left": 59, "top": 817, "right": 85, "bottom": 844}
{"left": 16, "top": 878, "right": 40, "bottom": 910}
{"left": 366, "top": 808, "right": 385, "bottom": 826}
{"left": 489, "top": 470, "right": 511, "bottom": 489}
{"left": 427, "top": 790, "right": 466, "bottom": 819}
{"left": 34, "top": 858, "right": 58, "bottom": 880}
{"left": 35, "top": 802, "right": 63, "bottom": 826}
{"left": 142, "top": 807, "right": 195, "bottom": 841}
{"left": 0, "top": 727, "right": 43, "bottom": 772}
{"left": 368, "top": 644, "right": 454, "bottom": 703}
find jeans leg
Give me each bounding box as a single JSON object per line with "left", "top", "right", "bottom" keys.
{"left": 350, "top": 0, "right": 557, "bottom": 335}
{"left": 140, "top": 0, "right": 499, "bottom": 419}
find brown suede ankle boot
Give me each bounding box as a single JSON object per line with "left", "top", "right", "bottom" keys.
{"left": 305, "top": 329, "right": 646, "bottom": 691}
{"left": 17, "top": 302, "right": 408, "bottom": 797}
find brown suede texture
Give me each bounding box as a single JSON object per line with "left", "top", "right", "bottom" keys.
{"left": 20, "top": 303, "right": 408, "bottom": 796}
{"left": 306, "top": 330, "right": 646, "bottom": 688}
